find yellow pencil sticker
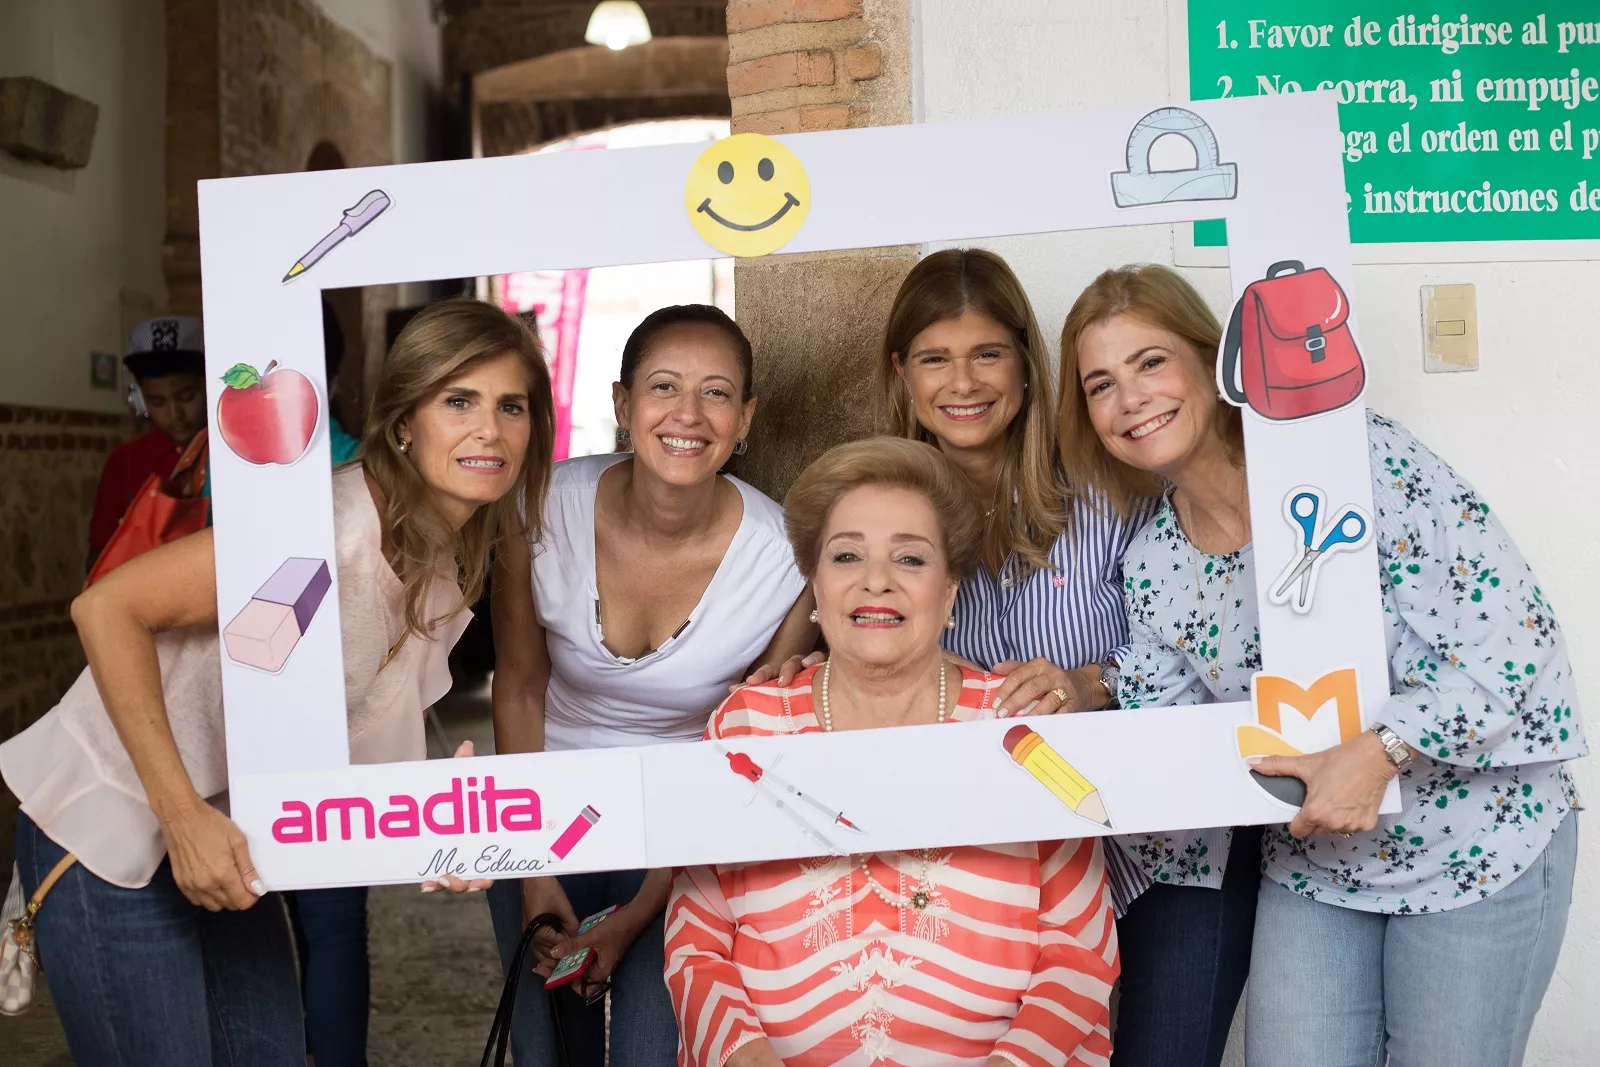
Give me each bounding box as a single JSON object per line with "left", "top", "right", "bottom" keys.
{"left": 1003, "top": 725, "right": 1112, "bottom": 829}
{"left": 684, "top": 134, "right": 811, "bottom": 257}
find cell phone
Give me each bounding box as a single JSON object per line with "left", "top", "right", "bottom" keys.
{"left": 543, "top": 905, "right": 618, "bottom": 990}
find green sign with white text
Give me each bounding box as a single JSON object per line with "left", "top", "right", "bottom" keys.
{"left": 1188, "top": 3, "right": 1600, "bottom": 245}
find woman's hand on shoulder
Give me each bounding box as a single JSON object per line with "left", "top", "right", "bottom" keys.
{"left": 158, "top": 798, "right": 266, "bottom": 912}
{"left": 991, "top": 659, "right": 1108, "bottom": 717}
{"left": 1250, "top": 731, "right": 1401, "bottom": 838}
{"left": 420, "top": 741, "right": 493, "bottom": 894}
{"left": 739, "top": 652, "right": 825, "bottom": 691}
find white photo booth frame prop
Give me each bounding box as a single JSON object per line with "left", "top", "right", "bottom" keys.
{"left": 202, "top": 91, "right": 1395, "bottom": 889}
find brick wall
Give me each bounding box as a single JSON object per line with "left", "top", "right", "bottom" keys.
{"left": 0, "top": 405, "right": 131, "bottom": 871}
{"left": 725, "top": 0, "right": 898, "bottom": 135}
{"left": 725, "top": 0, "right": 915, "bottom": 501}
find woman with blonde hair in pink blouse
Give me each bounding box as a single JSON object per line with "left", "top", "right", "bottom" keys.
{"left": 666, "top": 436, "right": 1118, "bottom": 1067}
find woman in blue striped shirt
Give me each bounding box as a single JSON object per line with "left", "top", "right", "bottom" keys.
{"left": 876, "top": 249, "right": 1153, "bottom": 913}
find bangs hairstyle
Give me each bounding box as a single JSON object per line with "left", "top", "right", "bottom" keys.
{"left": 1058, "top": 264, "right": 1240, "bottom": 517}
{"left": 363, "top": 298, "right": 555, "bottom": 638}
{"left": 784, "top": 437, "right": 982, "bottom": 581}
{"left": 878, "top": 248, "right": 1066, "bottom": 577}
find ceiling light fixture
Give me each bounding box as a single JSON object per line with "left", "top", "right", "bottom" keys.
{"left": 585, "top": 1, "right": 652, "bottom": 51}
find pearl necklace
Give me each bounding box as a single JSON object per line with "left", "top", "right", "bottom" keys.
{"left": 820, "top": 661, "right": 947, "bottom": 916}
{"left": 818, "top": 659, "right": 948, "bottom": 732}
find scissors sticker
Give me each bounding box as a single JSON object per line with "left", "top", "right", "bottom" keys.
{"left": 1270, "top": 487, "right": 1373, "bottom": 614}
{"left": 714, "top": 743, "right": 864, "bottom": 856}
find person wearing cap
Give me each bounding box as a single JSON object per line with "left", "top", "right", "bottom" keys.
{"left": 88, "top": 316, "right": 208, "bottom": 560}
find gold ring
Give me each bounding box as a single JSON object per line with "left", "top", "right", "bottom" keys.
{"left": 1050, "top": 687, "right": 1070, "bottom": 704}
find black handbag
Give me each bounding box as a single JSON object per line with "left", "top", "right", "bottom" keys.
{"left": 480, "top": 913, "right": 572, "bottom": 1067}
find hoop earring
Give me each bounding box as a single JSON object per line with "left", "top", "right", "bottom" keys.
{"left": 733, "top": 438, "right": 749, "bottom": 457}
{"left": 615, "top": 427, "right": 632, "bottom": 451}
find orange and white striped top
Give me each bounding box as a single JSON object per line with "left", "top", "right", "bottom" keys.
{"left": 665, "top": 666, "right": 1119, "bottom": 1067}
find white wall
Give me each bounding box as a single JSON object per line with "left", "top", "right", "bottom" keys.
{"left": 0, "top": 0, "right": 167, "bottom": 413}
{"left": 0, "top": 1, "right": 442, "bottom": 416}
{"left": 913, "top": 1, "right": 1599, "bottom": 1062}
{"left": 310, "top": 0, "right": 443, "bottom": 166}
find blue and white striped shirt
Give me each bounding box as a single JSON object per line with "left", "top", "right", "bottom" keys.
{"left": 944, "top": 490, "right": 1155, "bottom": 914}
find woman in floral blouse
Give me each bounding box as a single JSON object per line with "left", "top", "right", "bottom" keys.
{"left": 1057, "top": 264, "right": 1583, "bottom": 1066}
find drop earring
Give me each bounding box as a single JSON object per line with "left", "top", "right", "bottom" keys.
{"left": 945, "top": 615, "right": 956, "bottom": 630}
{"left": 615, "top": 427, "right": 632, "bottom": 451}
{"left": 808, "top": 609, "right": 819, "bottom": 624}
{"left": 397, "top": 437, "right": 411, "bottom": 454}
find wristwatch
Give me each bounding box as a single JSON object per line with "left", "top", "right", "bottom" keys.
{"left": 1369, "top": 723, "right": 1414, "bottom": 771}
{"left": 1097, "top": 658, "right": 1121, "bottom": 709}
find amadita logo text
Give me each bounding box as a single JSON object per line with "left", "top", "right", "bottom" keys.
{"left": 271, "top": 776, "right": 541, "bottom": 843}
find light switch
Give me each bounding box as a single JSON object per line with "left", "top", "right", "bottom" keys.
{"left": 1422, "top": 284, "right": 1478, "bottom": 373}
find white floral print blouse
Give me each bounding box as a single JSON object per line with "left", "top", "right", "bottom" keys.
{"left": 1116, "top": 412, "right": 1585, "bottom": 914}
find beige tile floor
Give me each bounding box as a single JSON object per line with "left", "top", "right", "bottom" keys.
{"left": 1, "top": 675, "right": 507, "bottom": 1066}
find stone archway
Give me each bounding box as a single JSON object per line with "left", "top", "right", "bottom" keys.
{"left": 472, "top": 37, "right": 730, "bottom": 156}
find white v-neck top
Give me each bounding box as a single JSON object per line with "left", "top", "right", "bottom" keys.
{"left": 532, "top": 454, "right": 805, "bottom": 752}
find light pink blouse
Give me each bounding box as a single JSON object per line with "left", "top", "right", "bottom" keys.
{"left": 0, "top": 465, "right": 471, "bottom": 888}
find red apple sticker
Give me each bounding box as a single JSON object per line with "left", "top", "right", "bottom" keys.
{"left": 216, "top": 360, "right": 320, "bottom": 466}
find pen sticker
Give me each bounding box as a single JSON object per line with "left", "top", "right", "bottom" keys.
{"left": 283, "top": 190, "right": 392, "bottom": 282}
{"left": 550, "top": 805, "right": 601, "bottom": 861}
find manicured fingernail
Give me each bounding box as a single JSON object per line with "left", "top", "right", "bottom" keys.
{"left": 421, "top": 883, "right": 437, "bottom": 893}
{"left": 1244, "top": 756, "right": 1265, "bottom": 767}
{"left": 249, "top": 879, "right": 265, "bottom": 896}
{"left": 993, "top": 701, "right": 1005, "bottom": 712}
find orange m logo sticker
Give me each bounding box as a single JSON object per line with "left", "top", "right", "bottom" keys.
{"left": 1236, "top": 667, "right": 1364, "bottom": 760}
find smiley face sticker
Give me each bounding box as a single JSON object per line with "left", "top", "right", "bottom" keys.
{"left": 684, "top": 133, "right": 812, "bottom": 257}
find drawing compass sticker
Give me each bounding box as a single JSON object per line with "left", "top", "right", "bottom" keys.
{"left": 714, "top": 743, "right": 863, "bottom": 856}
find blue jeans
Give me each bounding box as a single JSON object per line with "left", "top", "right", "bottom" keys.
{"left": 487, "top": 869, "right": 677, "bottom": 1067}
{"left": 15, "top": 810, "right": 304, "bottom": 1066}
{"left": 286, "top": 886, "right": 371, "bottom": 1067}
{"left": 1111, "top": 825, "right": 1262, "bottom": 1067}
{"left": 1246, "top": 811, "right": 1578, "bottom": 1067}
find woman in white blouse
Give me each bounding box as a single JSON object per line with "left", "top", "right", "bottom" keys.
{"left": 2, "top": 299, "right": 555, "bottom": 1066}
{"left": 488, "top": 304, "right": 816, "bottom": 1067}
